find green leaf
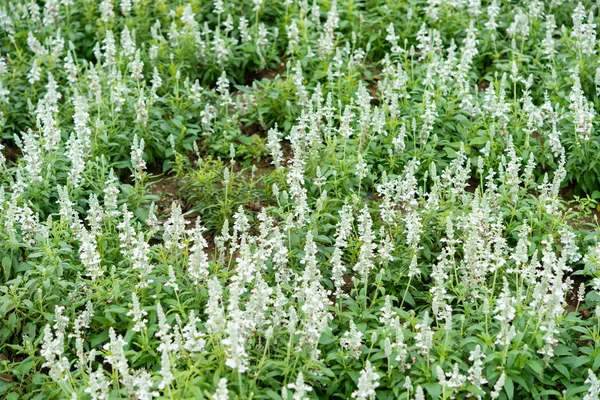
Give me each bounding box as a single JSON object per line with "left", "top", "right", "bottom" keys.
{"left": 90, "top": 330, "right": 109, "bottom": 348}
{"left": 562, "top": 356, "right": 589, "bottom": 369}
{"left": 510, "top": 374, "right": 529, "bottom": 392}
{"left": 554, "top": 362, "right": 570, "bottom": 379}
{"left": 444, "top": 146, "right": 457, "bottom": 158}
{"left": 593, "top": 353, "right": 600, "bottom": 371}
{"left": 1, "top": 256, "right": 10, "bottom": 278}
{"left": 422, "top": 383, "right": 441, "bottom": 399}
{"left": 526, "top": 360, "right": 544, "bottom": 376}
{"left": 504, "top": 376, "right": 514, "bottom": 399}
{"left": 540, "top": 390, "right": 562, "bottom": 396}
{"left": 470, "top": 136, "right": 489, "bottom": 145}
{"left": 265, "top": 390, "right": 282, "bottom": 400}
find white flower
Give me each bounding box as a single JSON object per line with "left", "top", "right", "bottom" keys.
{"left": 571, "top": 3, "right": 597, "bottom": 56}
{"left": 104, "top": 328, "right": 132, "bottom": 392}
{"left": 351, "top": 361, "right": 380, "bottom": 400}
{"left": 85, "top": 367, "right": 111, "bottom": 400}
{"left": 130, "top": 50, "right": 144, "bottom": 80}
{"left": 158, "top": 348, "right": 174, "bottom": 390}
{"left": 490, "top": 372, "right": 506, "bottom": 399}
{"left": 40, "top": 306, "right": 70, "bottom": 383}
{"left": 494, "top": 278, "right": 516, "bottom": 347}
{"left": 507, "top": 8, "right": 529, "bottom": 39}
{"left": 559, "top": 228, "right": 581, "bottom": 263}
{"left": 222, "top": 282, "right": 249, "bottom": 373}
{"left": 120, "top": 0, "right": 131, "bottom": 16}
{"left": 120, "top": 26, "right": 136, "bottom": 57}
{"left": 79, "top": 227, "right": 103, "bottom": 281}
{"left": 355, "top": 154, "right": 368, "bottom": 180}
{"left": 100, "top": 0, "right": 114, "bottom": 22}
{"left": 163, "top": 202, "right": 187, "bottom": 250}
{"left": 353, "top": 206, "right": 376, "bottom": 281}
{"left": 340, "top": 321, "right": 363, "bottom": 359}
{"left": 467, "top": 345, "right": 487, "bottom": 388}
{"left": 584, "top": 369, "right": 600, "bottom": 400}
{"left": 182, "top": 311, "right": 206, "bottom": 353}
{"left": 103, "top": 169, "right": 120, "bottom": 217}
{"left": 267, "top": 125, "right": 284, "bottom": 169}
{"left": 288, "top": 372, "right": 313, "bottom": 400}
{"left": 131, "top": 134, "right": 146, "bottom": 181}
{"left": 206, "top": 277, "right": 226, "bottom": 335}
{"left": 127, "top": 292, "right": 148, "bottom": 332}
{"left": 136, "top": 90, "right": 148, "bottom": 127}
{"left": 132, "top": 369, "right": 158, "bottom": 399}
{"left": 188, "top": 217, "right": 210, "bottom": 285}
{"left": 569, "top": 67, "right": 595, "bottom": 141}
{"left": 414, "top": 312, "right": 433, "bottom": 357}
{"left": 212, "top": 378, "right": 229, "bottom": 400}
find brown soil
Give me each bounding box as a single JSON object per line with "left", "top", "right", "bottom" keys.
{"left": 477, "top": 80, "right": 490, "bottom": 92}
{"left": 150, "top": 175, "right": 186, "bottom": 216}
{"left": 465, "top": 177, "right": 480, "bottom": 193}
{"left": 243, "top": 62, "right": 287, "bottom": 85}
{"left": 1, "top": 141, "right": 21, "bottom": 164}
{"left": 241, "top": 121, "right": 265, "bottom": 138}
{"left": 565, "top": 274, "right": 587, "bottom": 313}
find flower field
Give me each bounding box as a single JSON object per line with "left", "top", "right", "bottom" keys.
{"left": 1, "top": 0, "right": 600, "bottom": 399}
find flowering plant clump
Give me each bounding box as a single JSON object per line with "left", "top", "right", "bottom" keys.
{"left": 1, "top": 1, "right": 600, "bottom": 399}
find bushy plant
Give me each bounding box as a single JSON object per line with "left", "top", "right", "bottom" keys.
{"left": 1, "top": 1, "right": 600, "bottom": 399}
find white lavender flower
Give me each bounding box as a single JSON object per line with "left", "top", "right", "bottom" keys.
{"left": 100, "top": 0, "right": 114, "bottom": 23}
{"left": 120, "top": 0, "right": 131, "bottom": 16}
{"left": 340, "top": 321, "right": 363, "bottom": 359}
{"left": 102, "top": 30, "right": 116, "bottom": 67}
{"left": 287, "top": 372, "right": 313, "bottom": 400}
{"left": 158, "top": 348, "right": 174, "bottom": 390}
{"left": 584, "top": 369, "right": 600, "bottom": 400}
{"left": 559, "top": 228, "right": 581, "bottom": 263}
{"left": 267, "top": 125, "right": 284, "bottom": 169}
{"left": 507, "top": 8, "right": 529, "bottom": 39}
{"left": 103, "top": 169, "right": 120, "bottom": 217}
{"left": 355, "top": 154, "right": 368, "bottom": 180}
{"left": 212, "top": 378, "right": 229, "bottom": 400}
{"left": 57, "top": 185, "right": 76, "bottom": 226}
{"left": 136, "top": 89, "right": 148, "bottom": 127}
{"left": 490, "top": 372, "right": 506, "bottom": 399}
{"left": 446, "top": 363, "right": 466, "bottom": 389}
{"left": 127, "top": 292, "right": 148, "bottom": 332}
{"left": 415, "top": 386, "right": 425, "bottom": 400}
{"left": 130, "top": 49, "right": 144, "bottom": 80}
{"left": 40, "top": 306, "right": 70, "bottom": 383}
{"left": 131, "top": 134, "right": 146, "bottom": 181}
{"left": 181, "top": 310, "right": 206, "bottom": 354}
{"left": 79, "top": 226, "right": 103, "bottom": 281}
{"left": 28, "top": 58, "right": 41, "bottom": 84}
{"left": 353, "top": 206, "right": 376, "bottom": 281}
{"left": 222, "top": 282, "right": 249, "bottom": 373}
{"left": 569, "top": 67, "right": 595, "bottom": 141}
{"left": 571, "top": 3, "right": 597, "bottom": 56}
{"left": 187, "top": 217, "right": 210, "bottom": 285}
{"left": 163, "top": 202, "right": 187, "bottom": 250}
{"left": 132, "top": 369, "right": 159, "bottom": 399}
{"left": 414, "top": 312, "right": 433, "bottom": 358}
{"left": 351, "top": 361, "right": 380, "bottom": 400}
{"left": 467, "top": 345, "right": 487, "bottom": 388}
{"left": 85, "top": 366, "right": 111, "bottom": 400}
{"left": 121, "top": 25, "right": 136, "bottom": 57}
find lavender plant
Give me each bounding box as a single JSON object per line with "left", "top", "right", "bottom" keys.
{"left": 1, "top": 1, "right": 600, "bottom": 400}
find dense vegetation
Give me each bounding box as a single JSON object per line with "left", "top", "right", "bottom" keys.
{"left": 1, "top": 0, "right": 600, "bottom": 399}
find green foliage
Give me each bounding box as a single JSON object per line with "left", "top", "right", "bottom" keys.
{"left": 1, "top": 1, "right": 600, "bottom": 400}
